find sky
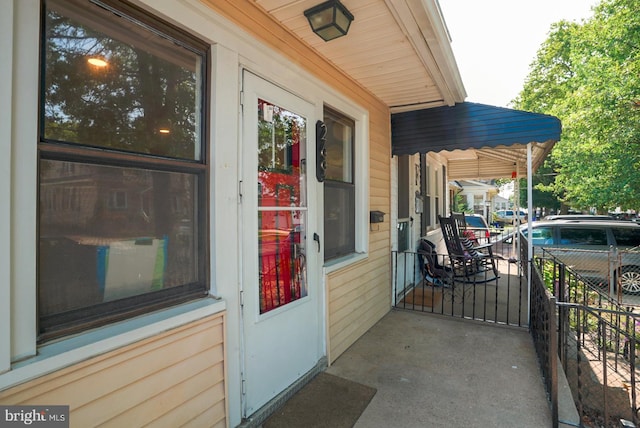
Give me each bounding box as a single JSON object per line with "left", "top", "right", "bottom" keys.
{"left": 438, "top": 0, "right": 599, "bottom": 108}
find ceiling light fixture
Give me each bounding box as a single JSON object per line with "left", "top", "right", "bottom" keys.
{"left": 304, "top": 0, "right": 354, "bottom": 42}
{"left": 87, "top": 57, "right": 108, "bottom": 67}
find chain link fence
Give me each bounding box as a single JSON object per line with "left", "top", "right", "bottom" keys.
{"left": 537, "top": 246, "right": 640, "bottom": 308}
{"left": 535, "top": 247, "right": 640, "bottom": 427}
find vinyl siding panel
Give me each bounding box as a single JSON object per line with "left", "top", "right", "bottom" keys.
{"left": 328, "top": 108, "right": 391, "bottom": 362}
{"left": 0, "top": 314, "right": 227, "bottom": 427}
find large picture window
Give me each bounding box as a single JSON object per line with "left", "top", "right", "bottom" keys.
{"left": 323, "top": 107, "right": 355, "bottom": 261}
{"left": 38, "top": 0, "right": 209, "bottom": 339}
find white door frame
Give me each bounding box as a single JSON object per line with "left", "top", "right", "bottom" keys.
{"left": 239, "top": 70, "right": 323, "bottom": 417}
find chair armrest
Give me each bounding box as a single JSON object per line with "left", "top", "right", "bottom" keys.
{"left": 473, "top": 242, "right": 493, "bottom": 250}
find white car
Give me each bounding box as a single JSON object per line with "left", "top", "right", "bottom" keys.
{"left": 493, "top": 209, "right": 527, "bottom": 225}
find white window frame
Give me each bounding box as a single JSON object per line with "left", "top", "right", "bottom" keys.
{"left": 8, "top": 0, "right": 40, "bottom": 364}
{"left": 320, "top": 99, "right": 368, "bottom": 272}
{"left": 0, "top": 0, "right": 17, "bottom": 374}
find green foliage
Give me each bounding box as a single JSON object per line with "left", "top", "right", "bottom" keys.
{"left": 513, "top": 0, "right": 640, "bottom": 212}
{"left": 452, "top": 193, "right": 472, "bottom": 213}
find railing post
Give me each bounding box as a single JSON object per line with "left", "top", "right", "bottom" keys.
{"left": 609, "top": 245, "right": 618, "bottom": 300}
{"left": 601, "top": 318, "right": 609, "bottom": 425}
{"left": 557, "top": 264, "right": 568, "bottom": 373}
{"left": 631, "top": 325, "right": 638, "bottom": 426}
{"left": 549, "top": 296, "right": 558, "bottom": 428}
{"left": 557, "top": 262, "right": 565, "bottom": 302}
{"left": 392, "top": 251, "right": 398, "bottom": 307}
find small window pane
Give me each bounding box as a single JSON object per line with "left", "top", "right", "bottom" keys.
{"left": 324, "top": 182, "right": 355, "bottom": 259}
{"left": 397, "top": 220, "right": 410, "bottom": 252}
{"left": 526, "top": 226, "right": 554, "bottom": 245}
{"left": 612, "top": 228, "right": 640, "bottom": 247}
{"left": 39, "top": 160, "right": 200, "bottom": 317}
{"left": 324, "top": 109, "right": 353, "bottom": 183}
{"left": 559, "top": 228, "right": 608, "bottom": 246}
{"left": 43, "top": 0, "right": 204, "bottom": 160}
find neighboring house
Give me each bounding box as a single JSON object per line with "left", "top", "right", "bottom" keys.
{"left": 0, "top": 1, "right": 560, "bottom": 427}
{"left": 454, "top": 179, "right": 499, "bottom": 217}
{"left": 493, "top": 194, "right": 511, "bottom": 212}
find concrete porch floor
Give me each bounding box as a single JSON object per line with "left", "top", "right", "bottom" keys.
{"left": 325, "top": 309, "right": 554, "bottom": 428}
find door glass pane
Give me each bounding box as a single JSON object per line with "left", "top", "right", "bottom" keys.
{"left": 258, "top": 211, "right": 307, "bottom": 313}
{"left": 257, "top": 99, "right": 307, "bottom": 313}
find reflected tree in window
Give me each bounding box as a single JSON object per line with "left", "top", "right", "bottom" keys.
{"left": 43, "top": 2, "right": 202, "bottom": 160}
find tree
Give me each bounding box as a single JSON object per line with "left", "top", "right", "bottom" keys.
{"left": 513, "top": 0, "right": 640, "bottom": 213}
{"left": 516, "top": 164, "right": 563, "bottom": 215}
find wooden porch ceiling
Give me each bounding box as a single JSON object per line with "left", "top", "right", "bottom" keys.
{"left": 442, "top": 142, "right": 555, "bottom": 180}
{"left": 253, "top": 0, "right": 466, "bottom": 111}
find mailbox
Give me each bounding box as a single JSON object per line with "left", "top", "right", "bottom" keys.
{"left": 370, "top": 210, "right": 385, "bottom": 223}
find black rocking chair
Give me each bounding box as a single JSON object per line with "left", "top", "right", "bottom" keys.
{"left": 417, "top": 239, "right": 452, "bottom": 287}
{"left": 438, "top": 215, "right": 499, "bottom": 283}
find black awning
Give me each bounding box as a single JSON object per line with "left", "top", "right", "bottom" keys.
{"left": 391, "top": 102, "right": 561, "bottom": 156}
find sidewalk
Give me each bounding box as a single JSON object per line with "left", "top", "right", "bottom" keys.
{"left": 326, "top": 310, "right": 553, "bottom": 428}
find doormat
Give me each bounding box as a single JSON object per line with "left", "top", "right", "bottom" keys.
{"left": 400, "top": 285, "right": 442, "bottom": 307}
{"left": 263, "top": 372, "right": 376, "bottom": 428}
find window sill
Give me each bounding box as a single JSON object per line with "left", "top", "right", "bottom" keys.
{"left": 324, "top": 252, "right": 367, "bottom": 274}
{"left": 1, "top": 297, "right": 225, "bottom": 392}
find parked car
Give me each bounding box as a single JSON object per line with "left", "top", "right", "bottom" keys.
{"left": 463, "top": 214, "right": 491, "bottom": 242}
{"left": 543, "top": 214, "right": 615, "bottom": 221}
{"left": 493, "top": 209, "right": 527, "bottom": 226}
{"left": 518, "top": 220, "right": 640, "bottom": 294}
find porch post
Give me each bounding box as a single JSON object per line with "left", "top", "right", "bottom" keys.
{"left": 527, "top": 143, "right": 533, "bottom": 324}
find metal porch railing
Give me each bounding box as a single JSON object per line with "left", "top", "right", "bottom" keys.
{"left": 394, "top": 235, "right": 640, "bottom": 427}
{"left": 532, "top": 245, "right": 640, "bottom": 427}
{"left": 392, "top": 247, "right": 528, "bottom": 327}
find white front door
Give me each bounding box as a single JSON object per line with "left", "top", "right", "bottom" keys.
{"left": 241, "top": 71, "right": 322, "bottom": 416}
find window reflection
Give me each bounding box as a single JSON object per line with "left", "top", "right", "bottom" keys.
{"left": 258, "top": 211, "right": 307, "bottom": 313}
{"left": 257, "top": 99, "right": 305, "bottom": 207}
{"left": 323, "top": 107, "right": 355, "bottom": 260}
{"left": 256, "top": 99, "right": 307, "bottom": 313}
{"left": 43, "top": 0, "right": 203, "bottom": 160}
{"left": 39, "top": 160, "right": 198, "bottom": 316}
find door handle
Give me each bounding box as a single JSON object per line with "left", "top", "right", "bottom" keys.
{"left": 313, "top": 233, "right": 320, "bottom": 253}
